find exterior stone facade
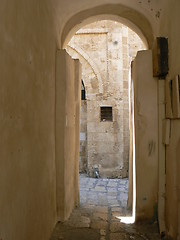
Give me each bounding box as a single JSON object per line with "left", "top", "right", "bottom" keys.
{"left": 79, "top": 101, "right": 87, "bottom": 172}
{"left": 66, "top": 20, "right": 145, "bottom": 178}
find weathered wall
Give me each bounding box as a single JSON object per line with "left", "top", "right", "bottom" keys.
{"left": 74, "top": 59, "right": 81, "bottom": 206}
{"left": 0, "top": 1, "right": 58, "bottom": 239}
{"left": 159, "top": 1, "right": 180, "bottom": 238}
{"left": 56, "top": 50, "right": 80, "bottom": 221}
{"left": 1, "top": 0, "right": 180, "bottom": 239}
{"left": 60, "top": 2, "right": 161, "bottom": 49}
{"left": 132, "top": 51, "right": 158, "bottom": 220}
{"left": 66, "top": 20, "right": 145, "bottom": 178}
{"left": 79, "top": 101, "right": 88, "bottom": 173}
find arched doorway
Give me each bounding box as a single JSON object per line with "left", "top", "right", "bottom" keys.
{"left": 62, "top": 17, "right": 148, "bottom": 221}
{"left": 55, "top": 4, "right": 161, "bottom": 233}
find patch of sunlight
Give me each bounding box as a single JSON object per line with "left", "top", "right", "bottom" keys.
{"left": 115, "top": 85, "right": 136, "bottom": 226}
{"left": 116, "top": 216, "right": 135, "bottom": 224}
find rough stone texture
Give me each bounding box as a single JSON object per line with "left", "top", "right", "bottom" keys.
{"left": 66, "top": 20, "right": 146, "bottom": 178}
{"left": 79, "top": 101, "right": 87, "bottom": 173}
{"left": 50, "top": 175, "right": 161, "bottom": 240}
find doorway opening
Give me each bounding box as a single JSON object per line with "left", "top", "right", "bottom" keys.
{"left": 65, "top": 19, "right": 146, "bottom": 220}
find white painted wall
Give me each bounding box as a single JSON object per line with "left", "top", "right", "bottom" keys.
{"left": 132, "top": 50, "right": 158, "bottom": 220}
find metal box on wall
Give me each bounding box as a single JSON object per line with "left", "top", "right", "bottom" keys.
{"left": 153, "top": 37, "right": 169, "bottom": 79}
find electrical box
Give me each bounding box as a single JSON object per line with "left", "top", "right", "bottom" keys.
{"left": 153, "top": 37, "right": 169, "bottom": 79}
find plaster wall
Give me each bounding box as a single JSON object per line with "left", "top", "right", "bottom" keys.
{"left": 1, "top": 0, "right": 180, "bottom": 239}
{"left": 132, "top": 50, "right": 158, "bottom": 220}
{"left": 0, "top": 1, "right": 58, "bottom": 239}
{"left": 159, "top": 1, "right": 180, "bottom": 238}
{"left": 55, "top": 50, "right": 80, "bottom": 221}
{"left": 165, "top": 121, "right": 180, "bottom": 239}
{"left": 61, "top": 0, "right": 180, "bottom": 236}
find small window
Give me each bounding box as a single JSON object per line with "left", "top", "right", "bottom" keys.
{"left": 81, "top": 80, "right": 86, "bottom": 100}
{"left": 100, "top": 106, "right": 113, "bottom": 122}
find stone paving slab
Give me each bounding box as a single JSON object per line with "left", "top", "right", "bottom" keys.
{"left": 50, "top": 174, "right": 161, "bottom": 240}
{"left": 79, "top": 174, "right": 129, "bottom": 210}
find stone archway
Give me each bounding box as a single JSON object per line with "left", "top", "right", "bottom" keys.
{"left": 65, "top": 19, "right": 147, "bottom": 180}
{"left": 59, "top": 4, "right": 159, "bottom": 225}
{"left": 67, "top": 45, "right": 103, "bottom": 93}
{"left": 61, "top": 4, "right": 155, "bottom": 49}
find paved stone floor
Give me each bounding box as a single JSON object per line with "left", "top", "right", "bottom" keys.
{"left": 50, "top": 174, "right": 161, "bottom": 240}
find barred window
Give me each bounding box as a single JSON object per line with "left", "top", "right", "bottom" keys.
{"left": 100, "top": 106, "right": 113, "bottom": 122}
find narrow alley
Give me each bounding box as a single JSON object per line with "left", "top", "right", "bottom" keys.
{"left": 50, "top": 175, "right": 161, "bottom": 240}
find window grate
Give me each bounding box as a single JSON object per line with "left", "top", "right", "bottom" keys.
{"left": 100, "top": 106, "right": 113, "bottom": 122}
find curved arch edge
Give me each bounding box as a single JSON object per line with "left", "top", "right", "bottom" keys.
{"left": 61, "top": 4, "right": 155, "bottom": 49}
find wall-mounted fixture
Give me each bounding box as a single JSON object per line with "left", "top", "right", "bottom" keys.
{"left": 153, "top": 37, "right": 169, "bottom": 79}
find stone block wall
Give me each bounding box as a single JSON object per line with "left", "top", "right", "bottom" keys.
{"left": 66, "top": 20, "right": 145, "bottom": 178}
{"left": 79, "top": 101, "right": 87, "bottom": 172}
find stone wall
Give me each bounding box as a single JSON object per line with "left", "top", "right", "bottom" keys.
{"left": 79, "top": 101, "right": 87, "bottom": 172}
{"left": 66, "top": 20, "right": 146, "bottom": 178}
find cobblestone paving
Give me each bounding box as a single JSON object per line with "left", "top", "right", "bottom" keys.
{"left": 79, "top": 174, "right": 129, "bottom": 214}
{"left": 50, "top": 174, "right": 161, "bottom": 240}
